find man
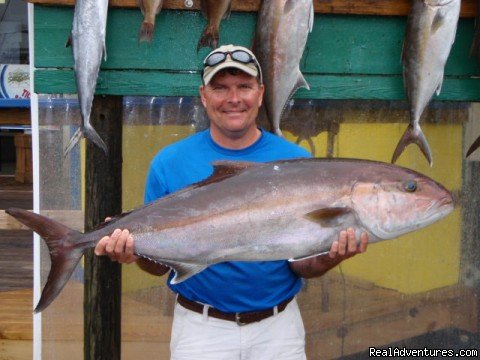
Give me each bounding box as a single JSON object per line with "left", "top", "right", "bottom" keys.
{"left": 95, "top": 44, "right": 368, "bottom": 360}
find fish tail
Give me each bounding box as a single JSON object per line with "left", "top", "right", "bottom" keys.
{"left": 64, "top": 124, "right": 108, "bottom": 158}
{"left": 139, "top": 22, "right": 155, "bottom": 43}
{"left": 391, "top": 124, "right": 433, "bottom": 166}
{"left": 466, "top": 135, "right": 480, "bottom": 158}
{"left": 5, "top": 208, "right": 90, "bottom": 313}
{"left": 197, "top": 26, "right": 219, "bottom": 52}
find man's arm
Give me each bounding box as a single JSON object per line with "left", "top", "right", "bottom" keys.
{"left": 289, "top": 228, "right": 368, "bottom": 278}
{"left": 95, "top": 229, "right": 169, "bottom": 276}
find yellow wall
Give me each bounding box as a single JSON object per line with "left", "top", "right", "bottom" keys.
{"left": 121, "top": 120, "right": 462, "bottom": 295}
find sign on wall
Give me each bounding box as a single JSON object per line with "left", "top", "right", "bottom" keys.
{"left": 0, "top": 64, "right": 30, "bottom": 107}
{"left": 0, "top": 64, "right": 30, "bottom": 99}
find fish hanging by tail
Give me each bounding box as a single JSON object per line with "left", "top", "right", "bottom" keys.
{"left": 197, "top": 0, "right": 232, "bottom": 51}
{"left": 138, "top": 0, "right": 164, "bottom": 42}
{"left": 392, "top": 0, "right": 460, "bottom": 166}
{"left": 64, "top": 0, "right": 110, "bottom": 156}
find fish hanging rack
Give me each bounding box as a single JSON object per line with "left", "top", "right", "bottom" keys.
{"left": 25, "top": 0, "right": 479, "bottom": 18}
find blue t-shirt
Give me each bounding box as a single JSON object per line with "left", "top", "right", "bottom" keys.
{"left": 144, "top": 128, "right": 311, "bottom": 313}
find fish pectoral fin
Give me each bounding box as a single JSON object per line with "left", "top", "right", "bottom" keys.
{"left": 431, "top": 11, "right": 445, "bottom": 34}
{"left": 295, "top": 72, "right": 310, "bottom": 91}
{"left": 435, "top": 76, "right": 444, "bottom": 96}
{"left": 103, "top": 44, "right": 107, "bottom": 62}
{"left": 156, "top": 259, "right": 207, "bottom": 284}
{"left": 304, "top": 207, "right": 353, "bottom": 227}
{"left": 308, "top": 0, "right": 314, "bottom": 32}
{"left": 284, "top": 0, "right": 295, "bottom": 14}
{"left": 66, "top": 34, "right": 72, "bottom": 48}
{"left": 224, "top": 1, "right": 232, "bottom": 19}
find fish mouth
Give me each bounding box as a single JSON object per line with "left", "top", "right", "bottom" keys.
{"left": 439, "top": 195, "right": 454, "bottom": 207}
{"left": 424, "top": 196, "right": 454, "bottom": 223}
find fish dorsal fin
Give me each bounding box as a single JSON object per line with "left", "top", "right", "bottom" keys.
{"left": 197, "top": 161, "right": 259, "bottom": 186}
{"left": 304, "top": 207, "right": 353, "bottom": 227}
{"left": 212, "top": 160, "right": 259, "bottom": 173}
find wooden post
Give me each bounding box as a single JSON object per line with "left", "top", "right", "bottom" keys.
{"left": 84, "top": 95, "right": 123, "bottom": 360}
{"left": 461, "top": 160, "right": 480, "bottom": 332}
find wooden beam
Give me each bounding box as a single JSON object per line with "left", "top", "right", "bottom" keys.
{"left": 84, "top": 95, "right": 123, "bottom": 360}
{"left": 0, "top": 108, "right": 31, "bottom": 126}
{"left": 33, "top": 70, "right": 480, "bottom": 102}
{"left": 27, "top": 0, "right": 479, "bottom": 17}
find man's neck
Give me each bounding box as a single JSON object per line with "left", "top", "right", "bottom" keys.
{"left": 210, "top": 127, "right": 262, "bottom": 150}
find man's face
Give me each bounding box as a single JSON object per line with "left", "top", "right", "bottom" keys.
{"left": 200, "top": 70, "right": 264, "bottom": 140}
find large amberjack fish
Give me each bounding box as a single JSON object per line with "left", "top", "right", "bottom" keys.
{"left": 393, "top": 0, "right": 461, "bottom": 166}
{"left": 254, "top": 0, "right": 314, "bottom": 136}
{"left": 7, "top": 159, "right": 454, "bottom": 312}
{"left": 64, "top": 0, "right": 109, "bottom": 156}
{"left": 138, "top": 0, "right": 164, "bottom": 42}
{"left": 197, "top": 0, "right": 232, "bottom": 51}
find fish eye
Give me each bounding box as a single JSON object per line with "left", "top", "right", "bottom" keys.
{"left": 404, "top": 180, "right": 417, "bottom": 192}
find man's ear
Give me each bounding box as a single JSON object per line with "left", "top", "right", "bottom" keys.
{"left": 257, "top": 84, "right": 265, "bottom": 107}
{"left": 199, "top": 85, "right": 207, "bottom": 108}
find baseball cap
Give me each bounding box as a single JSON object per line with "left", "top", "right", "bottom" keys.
{"left": 202, "top": 44, "right": 263, "bottom": 85}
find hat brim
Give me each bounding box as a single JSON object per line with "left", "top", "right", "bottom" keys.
{"left": 203, "top": 60, "right": 259, "bottom": 85}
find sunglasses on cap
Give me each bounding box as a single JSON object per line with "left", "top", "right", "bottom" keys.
{"left": 202, "top": 49, "right": 263, "bottom": 84}
{"left": 204, "top": 50, "right": 258, "bottom": 67}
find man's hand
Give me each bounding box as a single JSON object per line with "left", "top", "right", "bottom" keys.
{"left": 289, "top": 228, "right": 369, "bottom": 278}
{"left": 328, "top": 227, "right": 368, "bottom": 259}
{"left": 94, "top": 225, "right": 170, "bottom": 276}
{"left": 95, "top": 228, "right": 139, "bottom": 264}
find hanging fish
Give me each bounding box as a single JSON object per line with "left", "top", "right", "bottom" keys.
{"left": 197, "top": 0, "right": 232, "bottom": 51}
{"left": 138, "top": 0, "right": 164, "bottom": 42}
{"left": 64, "top": 0, "right": 109, "bottom": 156}
{"left": 466, "top": 0, "right": 480, "bottom": 157}
{"left": 254, "top": 0, "right": 314, "bottom": 136}
{"left": 392, "top": 0, "right": 461, "bottom": 166}
{"left": 470, "top": 0, "right": 480, "bottom": 63}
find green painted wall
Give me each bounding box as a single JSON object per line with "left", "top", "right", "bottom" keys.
{"left": 34, "top": 5, "right": 480, "bottom": 100}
